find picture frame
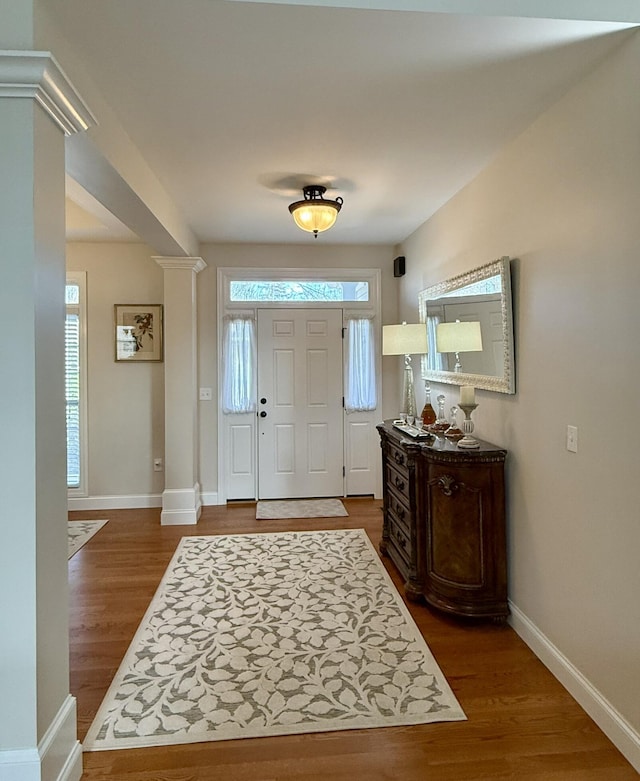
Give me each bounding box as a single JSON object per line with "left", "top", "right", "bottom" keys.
{"left": 114, "top": 304, "right": 163, "bottom": 362}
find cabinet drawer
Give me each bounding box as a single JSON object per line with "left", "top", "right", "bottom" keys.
{"left": 388, "top": 491, "right": 410, "bottom": 535}
{"left": 387, "top": 441, "right": 409, "bottom": 477}
{"left": 388, "top": 517, "right": 411, "bottom": 568}
{"left": 387, "top": 462, "right": 409, "bottom": 502}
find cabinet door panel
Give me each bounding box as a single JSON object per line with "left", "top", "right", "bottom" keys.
{"left": 426, "top": 466, "right": 492, "bottom": 589}
{"left": 427, "top": 474, "right": 484, "bottom": 586}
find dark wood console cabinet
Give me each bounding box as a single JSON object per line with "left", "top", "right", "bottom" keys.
{"left": 377, "top": 420, "right": 509, "bottom": 620}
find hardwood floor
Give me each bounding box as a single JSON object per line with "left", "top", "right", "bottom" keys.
{"left": 69, "top": 500, "right": 637, "bottom": 780}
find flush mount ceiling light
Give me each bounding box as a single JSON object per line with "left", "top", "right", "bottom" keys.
{"left": 288, "top": 185, "right": 343, "bottom": 238}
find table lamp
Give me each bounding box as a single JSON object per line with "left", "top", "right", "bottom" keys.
{"left": 382, "top": 322, "right": 428, "bottom": 419}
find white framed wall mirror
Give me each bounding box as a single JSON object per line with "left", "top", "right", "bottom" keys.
{"left": 418, "top": 256, "right": 515, "bottom": 394}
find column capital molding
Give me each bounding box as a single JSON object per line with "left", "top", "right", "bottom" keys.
{"left": 0, "top": 50, "right": 96, "bottom": 135}
{"left": 153, "top": 256, "right": 207, "bottom": 273}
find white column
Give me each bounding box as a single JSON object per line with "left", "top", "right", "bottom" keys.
{"left": 0, "top": 49, "right": 94, "bottom": 781}
{"left": 154, "top": 256, "right": 207, "bottom": 524}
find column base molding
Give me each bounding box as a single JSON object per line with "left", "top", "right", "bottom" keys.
{"left": 0, "top": 695, "right": 81, "bottom": 781}
{"left": 161, "top": 483, "right": 202, "bottom": 525}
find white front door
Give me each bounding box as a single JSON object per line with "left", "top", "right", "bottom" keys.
{"left": 257, "top": 308, "right": 344, "bottom": 499}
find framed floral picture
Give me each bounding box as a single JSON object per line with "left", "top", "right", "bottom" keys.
{"left": 114, "top": 304, "right": 163, "bottom": 362}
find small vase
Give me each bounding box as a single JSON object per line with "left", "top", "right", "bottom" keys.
{"left": 432, "top": 394, "right": 449, "bottom": 434}
{"left": 444, "top": 405, "right": 464, "bottom": 441}
{"left": 421, "top": 380, "right": 436, "bottom": 427}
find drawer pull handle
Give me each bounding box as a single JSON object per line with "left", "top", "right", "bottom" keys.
{"left": 394, "top": 476, "right": 405, "bottom": 491}
{"left": 394, "top": 503, "right": 406, "bottom": 521}
{"left": 393, "top": 452, "right": 405, "bottom": 467}
{"left": 437, "top": 475, "right": 458, "bottom": 497}
{"left": 395, "top": 529, "right": 407, "bottom": 549}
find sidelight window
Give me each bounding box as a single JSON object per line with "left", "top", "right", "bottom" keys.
{"left": 344, "top": 317, "right": 377, "bottom": 412}
{"left": 222, "top": 316, "right": 256, "bottom": 414}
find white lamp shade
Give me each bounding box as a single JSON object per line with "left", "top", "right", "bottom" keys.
{"left": 290, "top": 203, "right": 339, "bottom": 234}
{"left": 436, "top": 321, "right": 483, "bottom": 353}
{"left": 382, "top": 323, "right": 428, "bottom": 355}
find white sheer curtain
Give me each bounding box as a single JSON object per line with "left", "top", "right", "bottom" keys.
{"left": 222, "top": 316, "right": 256, "bottom": 414}
{"left": 426, "top": 315, "right": 446, "bottom": 371}
{"left": 344, "top": 317, "right": 377, "bottom": 412}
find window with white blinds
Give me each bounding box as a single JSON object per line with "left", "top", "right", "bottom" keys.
{"left": 65, "top": 273, "right": 87, "bottom": 494}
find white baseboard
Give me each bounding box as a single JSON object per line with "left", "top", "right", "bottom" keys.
{"left": 55, "top": 742, "right": 82, "bottom": 781}
{"left": 68, "top": 493, "right": 163, "bottom": 511}
{"left": 508, "top": 601, "right": 640, "bottom": 773}
{"left": 69, "top": 492, "right": 222, "bottom": 511}
{"left": 0, "top": 696, "right": 82, "bottom": 781}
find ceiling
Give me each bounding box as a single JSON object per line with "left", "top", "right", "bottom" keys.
{"left": 51, "top": 0, "right": 637, "bottom": 246}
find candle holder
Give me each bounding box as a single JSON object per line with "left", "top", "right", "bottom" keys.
{"left": 458, "top": 403, "right": 480, "bottom": 448}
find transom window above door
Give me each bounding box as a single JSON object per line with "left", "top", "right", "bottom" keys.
{"left": 229, "top": 280, "right": 369, "bottom": 302}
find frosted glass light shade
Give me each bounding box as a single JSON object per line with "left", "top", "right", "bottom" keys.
{"left": 288, "top": 185, "right": 343, "bottom": 237}
{"left": 290, "top": 203, "right": 339, "bottom": 235}
{"left": 382, "top": 323, "right": 428, "bottom": 355}
{"left": 436, "top": 321, "right": 483, "bottom": 354}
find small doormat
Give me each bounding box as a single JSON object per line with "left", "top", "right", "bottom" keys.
{"left": 256, "top": 499, "right": 348, "bottom": 520}
{"left": 68, "top": 519, "right": 108, "bottom": 558}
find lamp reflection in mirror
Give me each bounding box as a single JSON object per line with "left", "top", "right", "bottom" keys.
{"left": 382, "top": 323, "right": 428, "bottom": 418}
{"left": 436, "top": 320, "right": 482, "bottom": 372}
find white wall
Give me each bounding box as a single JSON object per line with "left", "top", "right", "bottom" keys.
{"left": 66, "top": 242, "right": 165, "bottom": 504}
{"left": 399, "top": 30, "right": 640, "bottom": 766}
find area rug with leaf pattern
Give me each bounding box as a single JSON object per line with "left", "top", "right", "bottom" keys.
{"left": 68, "top": 519, "right": 108, "bottom": 559}
{"left": 83, "top": 528, "right": 465, "bottom": 751}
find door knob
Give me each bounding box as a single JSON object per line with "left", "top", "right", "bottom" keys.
{"left": 260, "top": 411, "right": 267, "bottom": 418}
{"left": 260, "top": 397, "right": 267, "bottom": 404}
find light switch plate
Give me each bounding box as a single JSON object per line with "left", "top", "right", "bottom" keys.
{"left": 567, "top": 425, "right": 578, "bottom": 453}
{"left": 199, "top": 387, "right": 212, "bottom": 401}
